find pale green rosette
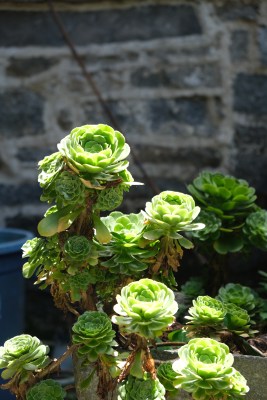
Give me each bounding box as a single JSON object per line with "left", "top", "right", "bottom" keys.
{"left": 26, "top": 379, "right": 66, "bottom": 400}
{"left": 243, "top": 209, "right": 267, "bottom": 251}
{"left": 58, "top": 124, "right": 130, "bottom": 184}
{"left": 112, "top": 278, "right": 178, "bottom": 339}
{"left": 72, "top": 311, "right": 116, "bottom": 362}
{"left": 185, "top": 296, "right": 226, "bottom": 326}
{"left": 38, "top": 152, "right": 64, "bottom": 190}
{"left": 223, "top": 303, "right": 251, "bottom": 333}
{"left": 173, "top": 338, "right": 249, "bottom": 400}
{"left": 143, "top": 191, "right": 204, "bottom": 248}
{"left": 217, "top": 283, "right": 256, "bottom": 313}
{"left": 118, "top": 374, "right": 166, "bottom": 400}
{"left": 0, "top": 335, "right": 50, "bottom": 380}
{"left": 100, "top": 212, "right": 158, "bottom": 275}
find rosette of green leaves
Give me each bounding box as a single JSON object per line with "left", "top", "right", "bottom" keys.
{"left": 157, "top": 362, "right": 178, "bottom": 392}
{"left": 100, "top": 212, "right": 158, "bottom": 275}
{"left": 143, "top": 191, "right": 204, "bottom": 249}
{"left": 112, "top": 278, "right": 178, "bottom": 339}
{"left": 62, "top": 270, "right": 99, "bottom": 302}
{"left": 57, "top": 124, "right": 130, "bottom": 185}
{"left": 190, "top": 210, "right": 222, "bottom": 242}
{"left": 95, "top": 185, "right": 124, "bottom": 211}
{"left": 217, "top": 283, "right": 256, "bottom": 313}
{"left": 180, "top": 277, "right": 206, "bottom": 299}
{"left": 0, "top": 335, "right": 50, "bottom": 380}
{"left": 38, "top": 152, "right": 64, "bottom": 202}
{"left": 26, "top": 379, "right": 66, "bottom": 400}
{"left": 243, "top": 209, "right": 267, "bottom": 251}
{"left": 54, "top": 171, "right": 86, "bottom": 206}
{"left": 64, "top": 235, "right": 98, "bottom": 267}
{"left": 22, "top": 236, "right": 63, "bottom": 286}
{"left": 173, "top": 338, "right": 249, "bottom": 400}
{"left": 72, "top": 311, "right": 116, "bottom": 362}
{"left": 188, "top": 171, "right": 256, "bottom": 220}
{"left": 223, "top": 303, "right": 251, "bottom": 333}
{"left": 185, "top": 296, "right": 226, "bottom": 327}
{"left": 118, "top": 374, "right": 166, "bottom": 400}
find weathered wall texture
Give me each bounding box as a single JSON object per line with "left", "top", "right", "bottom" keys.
{"left": 0, "top": 0, "right": 266, "bottom": 231}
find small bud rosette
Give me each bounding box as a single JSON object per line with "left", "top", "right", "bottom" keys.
{"left": 57, "top": 124, "right": 130, "bottom": 184}
{"left": 72, "top": 311, "right": 116, "bottom": 362}
{"left": 26, "top": 379, "right": 66, "bottom": 400}
{"left": 0, "top": 335, "right": 50, "bottom": 380}
{"left": 243, "top": 209, "right": 267, "bottom": 251}
{"left": 118, "top": 374, "right": 165, "bottom": 400}
{"left": 157, "top": 362, "right": 178, "bottom": 392}
{"left": 217, "top": 283, "right": 256, "bottom": 313}
{"left": 100, "top": 212, "right": 158, "bottom": 275}
{"left": 172, "top": 338, "right": 249, "bottom": 400}
{"left": 143, "top": 191, "right": 204, "bottom": 248}
{"left": 185, "top": 296, "right": 226, "bottom": 326}
{"left": 64, "top": 235, "right": 98, "bottom": 266}
{"left": 190, "top": 210, "right": 222, "bottom": 242}
{"left": 112, "top": 278, "right": 178, "bottom": 339}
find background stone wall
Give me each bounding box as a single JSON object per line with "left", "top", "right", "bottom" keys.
{"left": 0, "top": 0, "right": 266, "bottom": 232}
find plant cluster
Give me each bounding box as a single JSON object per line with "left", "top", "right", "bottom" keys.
{"left": 1, "top": 124, "right": 264, "bottom": 400}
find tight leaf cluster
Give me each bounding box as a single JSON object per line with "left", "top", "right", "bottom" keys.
{"left": 26, "top": 379, "right": 66, "bottom": 400}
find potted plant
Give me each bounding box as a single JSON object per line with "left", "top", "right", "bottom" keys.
{"left": 0, "top": 124, "right": 266, "bottom": 400}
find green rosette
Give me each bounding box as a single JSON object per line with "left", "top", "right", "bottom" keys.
{"left": 217, "top": 283, "right": 256, "bottom": 313}
{"left": 54, "top": 171, "right": 86, "bottom": 206}
{"left": 243, "top": 209, "right": 267, "bottom": 251}
{"left": 118, "top": 374, "right": 166, "bottom": 400}
{"left": 0, "top": 335, "right": 50, "bottom": 380}
{"left": 95, "top": 185, "right": 124, "bottom": 211}
{"left": 188, "top": 171, "right": 256, "bottom": 220}
{"left": 26, "top": 379, "right": 66, "bottom": 400}
{"left": 157, "top": 362, "right": 178, "bottom": 392}
{"left": 223, "top": 303, "right": 251, "bottom": 333}
{"left": 64, "top": 235, "right": 98, "bottom": 266}
{"left": 191, "top": 210, "right": 222, "bottom": 242}
{"left": 57, "top": 124, "right": 130, "bottom": 184}
{"left": 100, "top": 212, "right": 158, "bottom": 275}
{"left": 173, "top": 338, "right": 249, "bottom": 400}
{"left": 72, "top": 311, "right": 116, "bottom": 362}
{"left": 112, "top": 278, "right": 178, "bottom": 339}
{"left": 185, "top": 296, "right": 226, "bottom": 326}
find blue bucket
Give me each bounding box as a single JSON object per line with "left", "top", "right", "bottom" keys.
{"left": 0, "top": 228, "right": 33, "bottom": 400}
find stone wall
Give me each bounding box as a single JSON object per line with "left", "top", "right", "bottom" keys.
{"left": 0, "top": 0, "right": 266, "bottom": 231}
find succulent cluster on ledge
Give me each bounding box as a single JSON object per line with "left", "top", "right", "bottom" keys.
{"left": 1, "top": 123, "right": 266, "bottom": 400}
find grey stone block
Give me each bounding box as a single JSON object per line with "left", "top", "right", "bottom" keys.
{"left": 234, "top": 74, "right": 267, "bottom": 115}
{"left": 259, "top": 26, "right": 267, "bottom": 66}
{"left": 215, "top": 3, "right": 259, "bottom": 21}
{"left": 131, "top": 63, "right": 221, "bottom": 89}
{"left": 0, "top": 6, "right": 201, "bottom": 47}
{"left": 230, "top": 30, "right": 249, "bottom": 62}
{"left": 6, "top": 57, "right": 58, "bottom": 77}
{"left": 234, "top": 124, "right": 267, "bottom": 154}
{"left": 0, "top": 89, "right": 44, "bottom": 137}
{"left": 0, "top": 184, "right": 42, "bottom": 206}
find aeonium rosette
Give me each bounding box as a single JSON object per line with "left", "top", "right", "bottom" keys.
{"left": 57, "top": 124, "right": 130, "bottom": 186}
{"left": 112, "top": 278, "right": 178, "bottom": 339}
{"left": 0, "top": 335, "right": 50, "bottom": 381}
{"left": 99, "top": 212, "right": 158, "bottom": 275}
{"left": 172, "top": 338, "right": 249, "bottom": 400}
{"left": 118, "top": 373, "right": 166, "bottom": 400}
{"left": 143, "top": 191, "right": 204, "bottom": 249}
{"left": 26, "top": 379, "right": 66, "bottom": 400}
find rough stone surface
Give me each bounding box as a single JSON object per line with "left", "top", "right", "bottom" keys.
{"left": 258, "top": 26, "right": 267, "bottom": 66}
{"left": 0, "top": 6, "right": 201, "bottom": 47}
{"left": 0, "top": 184, "right": 42, "bottom": 206}
{"left": 230, "top": 30, "right": 249, "bottom": 62}
{"left": 0, "top": 90, "right": 44, "bottom": 137}
{"left": 234, "top": 74, "right": 267, "bottom": 115}
{"left": 6, "top": 57, "right": 59, "bottom": 77}
{"left": 215, "top": 3, "right": 259, "bottom": 20}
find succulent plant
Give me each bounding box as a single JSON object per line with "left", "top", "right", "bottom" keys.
{"left": 72, "top": 311, "right": 116, "bottom": 362}
{"left": 62, "top": 270, "right": 99, "bottom": 302}
{"left": 143, "top": 191, "right": 204, "bottom": 247}
{"left": 0, "top": 335, "right": 50, "bottom": 380}
{"left": 38, "top": 152, "right": 64, "bottom": 192}
{"left": 95, "top": 185, "right": 124, "bottom": 211}
{"left": 54, "top": 171, "right": 86, "bottom": 206}
{"left": 187, "top": 171, "right": 256, "bottom": 220}
{"left": 190, "top": 210, "right": 222, "bottom": 242}
{"left": 217, "top": 283, "right": 256, "bottom": 313}
{"left": 64, "top": 235, "right": 98, "bottom": 266}
{"left": 223, "top": 303, "right": 251, "bottom": 333}
{"left": 100, "top": 212, "right": 158, "bottom": 275}
{"left": 157, "top": 362, "right": 178, "bottom": 392}
{"left": 112, "top": 278, "right": 178, "bottom": 339}
{"left": 180, "top": 276, "right": 206, "bottom": 298}
{"left": 118, "top": 374, "right": 166, "bottom": 400}
{"left": 173, "top": 338, "right": 249, "bottom": 400}
{"left": 185, "top": 296, "right": 226, "bottom": 326}
{"left": 243, "top": 209, "right": 267, "bottom": 251}
{"left": 26, "top": 379, "right": 66, "bottom": 400}
{"left": 57, "top": 124, "right": 130, "bottom": 185}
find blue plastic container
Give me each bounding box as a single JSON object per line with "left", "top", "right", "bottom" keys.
{"left": 0, "top": 228, "right": 33, "bottom": 400}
